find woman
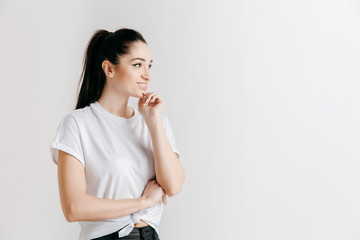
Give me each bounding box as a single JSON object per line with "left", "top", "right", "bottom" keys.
{"left": 49, "top": 28, "right": 185, "bottom": 240}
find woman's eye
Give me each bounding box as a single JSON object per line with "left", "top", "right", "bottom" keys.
{"left": 133, "top": 63, "right": 152, "bottom": 69}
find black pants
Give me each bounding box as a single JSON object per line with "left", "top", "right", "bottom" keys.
{"left": 91, "top": 225, "right": 160, "bottom": 240}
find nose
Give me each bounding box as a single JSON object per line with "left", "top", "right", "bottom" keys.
{"left": 142, "top": 68, "right": 151, "bottom": 81}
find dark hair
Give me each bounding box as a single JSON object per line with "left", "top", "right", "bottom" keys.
{"left": 75, "top": 28, "right": 147, "bottom": 109}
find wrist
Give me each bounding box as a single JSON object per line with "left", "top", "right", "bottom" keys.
{"left": 145, "top": 115, "right": 162, "bottom": 130}
{"left": 139, "top": 197, "right": 151, "bottom": 209}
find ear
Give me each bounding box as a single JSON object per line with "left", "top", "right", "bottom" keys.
{"left": 102, "top": 60, "right": 115, "bottom": 78}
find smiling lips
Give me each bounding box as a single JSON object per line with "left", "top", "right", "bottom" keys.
{"left": 137, "top": 82, "right": 147, "bottom": 90}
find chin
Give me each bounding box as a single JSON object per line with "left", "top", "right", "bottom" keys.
{"left": 140, "top": 89, "right": 147, "bottom": 96}
{"left": 134, "top": 90, "right": 144, "bottom": 98}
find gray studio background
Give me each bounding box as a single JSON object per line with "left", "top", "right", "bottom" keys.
{"left": 1, "top": 0, "right": 360, "bottom": 239}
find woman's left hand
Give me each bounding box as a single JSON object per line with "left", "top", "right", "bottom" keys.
{"left": 138, "top": 91, "right": 165, "bottom": 122}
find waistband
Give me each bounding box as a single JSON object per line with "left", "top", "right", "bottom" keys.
{"left": 91, "top": 225, "right": 154, "bottom": 240}
{"left": 132, "top": 225, "right": 153, "bottom": 232}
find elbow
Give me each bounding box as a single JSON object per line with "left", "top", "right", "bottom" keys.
{"left": 64, "top": 210, "right": 74, "bottom": 223}
{"left": 65, "top": 214, "right": 74, "bottom": 223}
{"left": 166, "top": 186, "right": 182, "bottom": 197}
{"left": 64, "top": 202, "right": 79, "bottom": 222}
{"left": 166, "top": 177, "right": 185, "bottom": 197}
{"left": 62, "top": 194, "right": 89, "bottom": 222}
{"left": 161, "top": 168, "right": 186, "bottom": 197}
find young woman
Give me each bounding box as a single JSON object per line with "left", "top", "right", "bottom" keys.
{"left": 49, "top": 28, "right": 185, "bottom": 240}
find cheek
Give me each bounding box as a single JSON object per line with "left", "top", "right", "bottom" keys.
{"left": 114, "top": 67, "right": 139, "bottom": 89}
{"left": 117, "top": 69, "right": 136, "bottom": 84}
{"left": 122, "top": 67, "right": 138, "bottom": 80}
{"left": 119, "top": 75, "right": 138, "bottom": 92}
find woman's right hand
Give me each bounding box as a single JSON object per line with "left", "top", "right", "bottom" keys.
{"left": 140, "top": 180, "right": 166, "bottom": 208}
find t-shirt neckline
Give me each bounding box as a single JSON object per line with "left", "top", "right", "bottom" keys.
{"left": 93, "top": 101, "right": 138, "bottom": 123}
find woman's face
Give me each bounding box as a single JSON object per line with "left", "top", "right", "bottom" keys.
{"left": 108, "top": 41, "right": 152, "bottom": 99}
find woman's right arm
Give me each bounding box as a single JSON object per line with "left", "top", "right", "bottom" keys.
{"left": 57, "top": 150, "right": 161, "bottom": 222}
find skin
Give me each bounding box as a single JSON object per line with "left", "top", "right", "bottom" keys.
{"left": 57, "top": 41, "right": 185, "bottom": 227}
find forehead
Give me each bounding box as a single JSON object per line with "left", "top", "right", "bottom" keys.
{"left": 127, "top": 41, "right": 152, "bottom": 60}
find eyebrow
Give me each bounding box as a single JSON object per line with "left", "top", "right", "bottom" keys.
{"left": 131, "top": 58, "right": 153, "bottom": 63}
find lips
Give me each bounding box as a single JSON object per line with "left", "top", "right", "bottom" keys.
{"left": 137, "top": 82, "right": 147, "bottom": 90}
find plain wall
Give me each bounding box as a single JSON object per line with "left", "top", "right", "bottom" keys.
{"left": 0, "top": 0, "right": 359, "bottom": 239}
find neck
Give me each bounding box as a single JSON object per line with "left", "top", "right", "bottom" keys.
{"left": 97, "top": 86, "right": 133, "bottom": 118}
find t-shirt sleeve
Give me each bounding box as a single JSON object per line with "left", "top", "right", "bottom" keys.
{"left": 49, "top": 114, "right": 85, "bottom": 167}
{"left": 163, "top": 114, "right": 181, "bottom": 160}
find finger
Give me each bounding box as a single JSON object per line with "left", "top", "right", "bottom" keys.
{"left": 146, "top": 92, "right": 156, "bottom": 101}
{"left": 142, "top": 92, "right": 149, "bottom": 101}
{"left": 150, "top": 94, "right": 159, "bottom": 103}
{"left": 152, "top": 95, "right": 163, "bottom": 103}
{"left": 144, "top": 91, "right": 152, "bottom": 98}
{"left": 144, "top": 92, "right": 157, "bottom": 106}
{"left": 141, "top": 92, "right": 151, "bottom": 105}
{"left": 148, "top": 93, "right": 161, "bottom": 103}
{"left": 141, "top": 92, "right": 150, "bottom": 101}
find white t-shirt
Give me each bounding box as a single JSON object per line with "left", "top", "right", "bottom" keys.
{"left": 49, "top": 100, "right": 181, "bottom": 240}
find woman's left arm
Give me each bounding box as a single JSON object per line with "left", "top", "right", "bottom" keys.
{"left": 146, "top": 116, "right": 185, "bottom": 197}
